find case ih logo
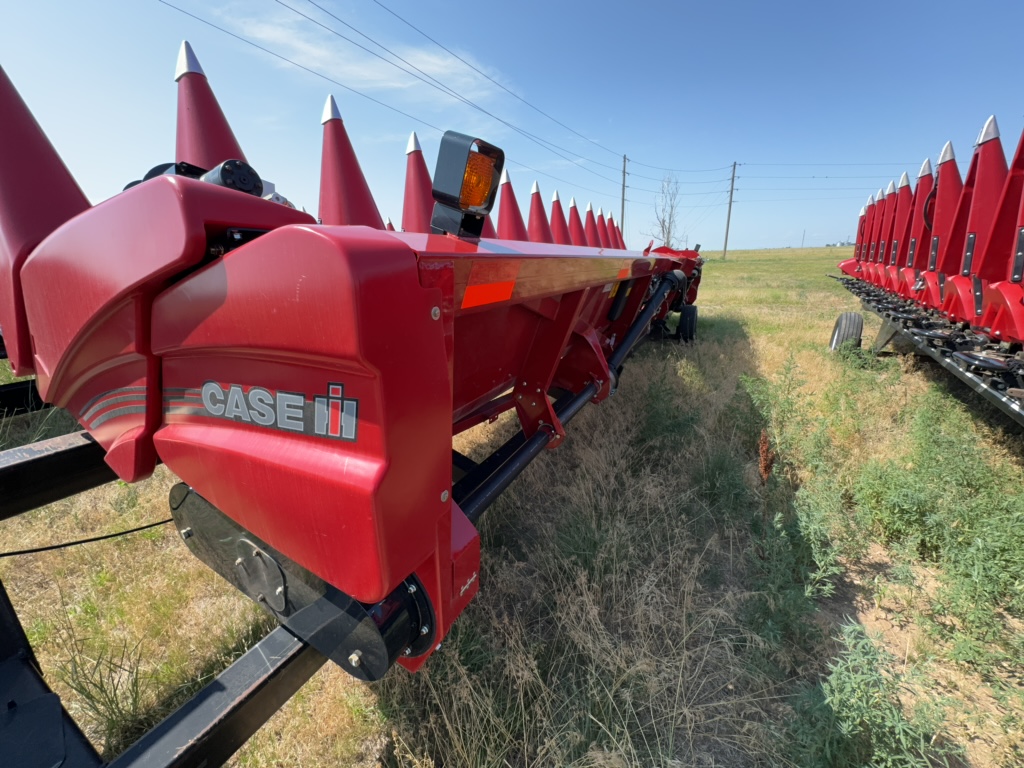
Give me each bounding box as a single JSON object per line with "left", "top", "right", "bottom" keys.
{"left": 198, "top": 382, "right": 358, "bottom": 441}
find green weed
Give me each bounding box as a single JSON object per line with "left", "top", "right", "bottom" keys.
{"left": 788, "top": 623, "right": 961, "bottom": 767}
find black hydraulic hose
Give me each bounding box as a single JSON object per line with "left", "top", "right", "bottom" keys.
{"left": 460, "top": 270, "right": 685, "bottom": 525}
{"left": 922, "top": 179, "right": 937, "bottom": 231}
{"left": 607, "top": 270, "right": 686, "bottom": 371}
{"left": 461, "top": 382, "right": 598, "bottom": 524}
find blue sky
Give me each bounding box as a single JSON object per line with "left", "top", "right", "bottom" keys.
{"left": 3, "top": 1, "right": 1023, "bottom": 250}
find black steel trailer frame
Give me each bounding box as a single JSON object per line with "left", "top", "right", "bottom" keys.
{"left": 835, "top": 277, "right": 1024, "bottom": 427}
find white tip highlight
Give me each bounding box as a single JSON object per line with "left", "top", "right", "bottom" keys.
{"left": 859, "top": 206, "right": 866, "bottom": 216}
{"left": 885, "top": 180, "right": 896, "bottom": 195}
{"left": 898, "top": 172, "right": 910, "bottom": 188}
{"left": 175, "top": 41, "right": 205, "bottom": 82}
{"left": 877, "top": 188, "right": 884, "bottom": 201}
{"left": 586, "top": 202, "right": 593, "bottom": 212}
{"left": 598, "top": 207, "right": 604, "bottom": 217}
{"left": 867, "top": 194, "right": 874, "bottom": 205}
{"left": 406, "top": 131, "right": 421, "bottom": 155}
{"left": 552, "top": 189, "right": 560, "bottom": 203}
{"left": 939, "top": 141, "right": 955, "bottom": 165}
{"left": 499, "top": 167, "right": 510, "bottom": 185}
{"left": 569, "top": 196, "right": 577, "bottom": 208}
{"left": 918, "top": 158, "right": 932, "bottom": 178}
{"left": 531, "top": 180, "right": 539, "bottom": 195}
{"left": 321, "top": 94, "right": 341, "bottom": 124}
{"left": 977, "top": 115, "right": 1000, "bottom": 145}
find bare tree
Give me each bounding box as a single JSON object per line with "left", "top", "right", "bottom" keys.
{"left": 644, "top": 176, "right": 680, "bottom": 249}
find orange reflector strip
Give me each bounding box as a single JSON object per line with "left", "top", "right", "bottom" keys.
{"left": 462, "top": 280, "right": 515, "bottom": 308}
{"left": 616, "top": 266, "right": 631, "bottom": 280}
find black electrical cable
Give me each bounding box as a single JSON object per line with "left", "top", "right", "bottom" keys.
{"left": 0, "top": 518, "right": 173, "bottom": 559}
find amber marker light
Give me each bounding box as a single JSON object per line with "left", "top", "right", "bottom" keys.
{"left": 430, "top": 130, "right": 504, "bottom": 238}
{"left": 460, "top": 150, "right": 496, "bottom": 209}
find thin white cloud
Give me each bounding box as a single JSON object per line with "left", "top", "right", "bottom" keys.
{"left": 212, "top": 2, "right": 510, "bottom": 108}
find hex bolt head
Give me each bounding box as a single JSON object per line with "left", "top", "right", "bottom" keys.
{"left": 256, "top": 594, "right": 266, "bottom": 603}
{"left": 234, "top": 557, "right": 244, "bottom": 567}
{"left": 441, "top": 490, "right": 449, "bottom": 503}
{"left": 407, "top": 583, "right": 417, "bottom": 594}
{"left": 420, "top": 625, "right": 430, "bottom": 636}
{"left": 275, "top": 586, "right": 284, "bottom": 596}
{"left": 348, "top": 650, "right": 362, "bottom": 667}
{"left": 402, "top": 647, "right": 412, "bottom": 656}
{"left": 180, "top": 527, "right": 193, "bottom": 540}
{"left": 431, "top": 306, "right": 440, "bottom": 320}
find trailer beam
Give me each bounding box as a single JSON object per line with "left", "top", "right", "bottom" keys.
{"left": 0, "top": 379, "right": 48, "bottom": 417}
{"left": 107, "top": 626, "right": 325, "bottom": 768}
{"left": 862, "top": 302, "right": 1024, "bottom": 426}
{"left": 0, "top": 431, "right": 117, "bottom": 519}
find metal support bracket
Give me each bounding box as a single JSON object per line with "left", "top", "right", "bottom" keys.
{"left": 871, "top": 317, "right": 903, "bottom": 355}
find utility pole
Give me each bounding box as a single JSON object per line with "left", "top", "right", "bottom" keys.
{"left": 620, "top": 154, "right": 627, "bottom": 240}
{"left": 722, "top": 161, "right": 737, "bottom": 261}
{"left": 801, "top": 229, "right": 806, "bottom": 248}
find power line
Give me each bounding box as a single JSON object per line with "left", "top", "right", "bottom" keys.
{"left": 735, "top": 196, "right": 868, "bottom": 202}
{"left": 275, "top": 0, "right": 629, "bottom": 190}
{"left": 688, "top": 193, "right": 730, "bottom": 232}
{"left": 287, "top": 0, "right": 717, "bottom": 192}
{"left": 626, "top": 197, "right": 728, "bottom": 210}
{"left": 743, "top": 175, "right": 908, "bottom": 179}
{"left": 737, "top": 187, "right": 881, "bottom": 192}
{"left": 159, "top": 1, "right": 627, "bottom": 202}
{"left": 743, "top": 162, "right": 918, "bottom": 167}
{"left": 369, "top": 0, "right": 624, "bottom": 161}
{"left": 368, "top": 0, "right": 739, "bottom": 178}
{"left": 629, "top": 160, "right": 735, "bottom": 173}
{"left": 507, "top": 160, "right": 615, "bottom": 200}
{"left": 157, "top": 1, "right": 444, "bottom": 131}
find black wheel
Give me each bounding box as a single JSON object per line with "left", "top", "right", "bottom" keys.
{"left": 678, "top": 305, "right": 698, "bottom": 342}
{"left": 829, "top": 311, "right": 863, "bottom": 352}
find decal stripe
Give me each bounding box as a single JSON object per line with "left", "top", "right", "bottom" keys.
{"left": 79, "top": 386, "right": 146, "bottom": 415}
{"left": 462, "top": 280, "right": 515, "bottom": 309}
{"left": 91, "top": 405, "right": 147, "bottom": 427}
{"left": 82, "top": 393, "right": 146, "bottom": 422}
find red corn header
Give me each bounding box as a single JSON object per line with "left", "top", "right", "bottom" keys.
{"left": 835, "top": 115, "right": 1024, "bottom": 424}
{"left": 0, "top": 40, "right": 705, "bottom": 765}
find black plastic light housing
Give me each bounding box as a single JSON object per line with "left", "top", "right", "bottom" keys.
{"left": 430, "top": 130, "right": 504, "bottom": 238}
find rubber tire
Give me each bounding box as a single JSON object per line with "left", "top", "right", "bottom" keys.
{"left": 829, "top": 311, "right": 864, "bottom": 352}
{"left": 679, "top": 305, "right": 698, "bottom": 342}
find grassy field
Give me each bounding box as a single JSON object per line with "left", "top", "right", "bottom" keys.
{"left": 1, "top": 246, "right": 1022, "bottom": 765}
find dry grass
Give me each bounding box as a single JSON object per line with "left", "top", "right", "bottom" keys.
{"left": 1, "top": 245, "right": 1021, "bottom": 765}
{"left": 377, "top": 346, "right": 784, "bottom": 767}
